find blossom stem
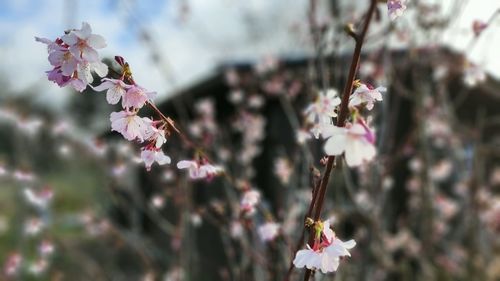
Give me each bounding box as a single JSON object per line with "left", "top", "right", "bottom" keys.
{"left": 302, "top": 1, "right": 378, "bottom": 280}
{"left": 283, "top": 173, "right": 321, "bottom": 281}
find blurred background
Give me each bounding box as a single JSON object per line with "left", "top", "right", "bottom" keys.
{"left": 1, "top": 0, "right": 500, "bottom": 280}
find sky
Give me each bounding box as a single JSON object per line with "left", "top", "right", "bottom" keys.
{"left": 0, "top": 0, "right": 498, "bottom": 108}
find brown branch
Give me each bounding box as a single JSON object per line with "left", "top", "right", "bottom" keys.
{"left": 302, "top": 1, "right": 379, "bottom": 280}
{"left": 283, "top": 168, "right": 321, "bottom": 281}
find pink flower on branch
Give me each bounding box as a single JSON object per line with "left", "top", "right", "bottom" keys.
{"left": 39, "top": 240, "right": 55, "bottom": 257}
{"left": 3, "top": 252, "right": 22, "bottom": 276}
{"left": 293, "top": 220, "right": 356, "bottom": 273}
{"left": 76, "top": 60, "right": 109, "bottom": 85}
{"left": 146, "top": 126, "right": 167, "bottom": 149}
{"left": 349, "top": 82, "right": 385, "bottom": 110}
{"left": 258, "top": 222, "right": 280, "bottom": 242}
{"left": 176, "top": 159, "right": 224, "bottom": 180}
{"left": 274, "top": 157, "right": 292, "bottom": 184}
{"left": 36, "top": 22, "right": 108, "bottom": 92}
{"left": 61, "top": 22, "right": 106, "bottom": 62}
{"left": 304, "top": 89, "right": 341, "bottom": 125}
{"left": 46, "top": 45, "right": 79, "bottom": 76}
{"left": 35, "top": 37, "right": 61, "bottom": 53}
{"left": 110, "top": 110, "right": 153, "bottom": 142}
{"left": 122, "top": 85, "right": 157, "bottom": 109}
{"left": 139, "top": 123, "right": 171, "bottom": 171}
{"left": 240, "top": 189, "right": 261, "bottom": 215}
{"left": 463, "top": 62, "right": 486, "bottom": 87}
{"left": 93, "top": 78, "right": 132, "bottom": 105}
{"left": 322, "top": 122, "right": 376, "bottom": 167}
{"left": 387, "top": 0, "right": 407, "bottom": 21}
{"left": 140, "top": 149, "right": 171, "bottom": 171}
{"left": 23, "top": 186, "right": 54, "bottom": 209}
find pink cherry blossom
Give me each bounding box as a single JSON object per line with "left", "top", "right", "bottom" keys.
{"left": 240, "top": 189, "right": 261, "bottom": 215}
{"left": 293, "top": 220, "right": 355, "bottom": 273}
{"left": 47, "top": 46, "right": 79, "bottom": 76}
{"left": 13, "top": 169, "right": 36, "bottom": 182}
{"left": 388, "top": 0, "right": 407, "bottom": 21}
{"left": 110, "top": 110, "right": 153, "bottom": 142}
{"left": 45, "top": 67, "right": 67, "bottom": 85}
{"left": 23, "top": 186, "right": 54, "bottom": 208}
{"left": 176, "top": 159, "right": 224, "bottom": 180}
{"left": 0, "top": 165, "right": 6, "bottom": 176}
{"left": 39, "top": 240, "right": 55, "bottom": 256}
{"left": 349, "top": 83, "right": 385, "bottom": 110}
{"left": 46, "top": 67, "right": 87, "bottom": 92}
{"left": 190, "top": 213, "right": 202, "bottom": 227}
{"left": 93, "top": 78, "right": 131, "bottom": 105}
{"left": 37, "top": 22, "right": 108, "bottom": 91}
{"left": 195, "top": 98, "right": 215, "bottom": 117}
{"left": 229, "top": 90, "right": 244, "bottom": 104}
{"left": 144, "top": 125, "right": 167, "bottom": 149}
{"left": 151, "top": 195, "right": 165, "bottom": 208}
{"left": 435, "top": 195, "right": 458, "bottom": 220}
{"left": 28, "top": 259, "right": 48, "bottom": 275}
{"left": 122, "top": 85, "right": 157, "bottom": 109}
{"left": 296, "top": 129, "right": 313, "bottom": 144}
{"left": 62, "top": 22, "right": 106, "bottom": 62}
{"left": 463, "top": 63, "right": 486, "bottom": 87}
{"left": 35, "top": 37, "right": 60, "bottom": 53}
{"left": 24, "top": 217, "right": 44, "bottom": 236}
{"left": 324, "top": 237, "right": 356, "bottom": 260}
{"left": 274, "top": 158, "right": 292, "bottom": 184}
{"left": 430, "top": 160, "right": 453, "bottom": 182}
{"left": 76, "top": 60, "right": 109, "bottom": 84}
{"left": 254, "top": 55, "right": 278, "bottom": 74}
{"left": 230, "top": 221, "right": 244, "bottom": 238}
{"left": 258, "top": 222, "right": 280, "bottom": 242}
{"left": 248, "top": 95, "right": 265, "bottom": 109}
{"left": 322, "top": 123, "right": 376, "bottom": 167}
{"left": 304, "top": 89, "right": 341, "bottom": 125}
{"left": 293, "top": 246, "right": 325, "bottom": 271}
{"left": 3, "top": 252, "right": 22, "bottom": 276}
{"left": 140, "top": 149, "right": 171, "bottom": 171}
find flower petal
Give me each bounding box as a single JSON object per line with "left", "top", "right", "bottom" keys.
{"left": 93, "top": 80, "right": 113, "bottom": 92}
{"left": 92, "top": 61, "right": 108, "bottom": 77}
{"left": 87, "top": 34, "right": 107, "bottom": 49}
{"left": 324, "top": 134, "right": 347, "bottom": 156}
{"left": 320, "top": 124, "right": 345, "bottom": 139}
{"left": 73, "top": 22, "right": 92, "bottom": 39}
{"left": 106, "top": 86, "right": 125, "bottom": 105}
{"left": 177, "top": 160, "right": 195, "bottom": 169}
{"left": 155, "top": 152, "right": 171, "bottom": 165}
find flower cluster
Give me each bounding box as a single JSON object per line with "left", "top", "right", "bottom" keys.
{"left": 293, "top": 220, "right": 356, "bottom": 273}
{"left": 103, "top": 67, "right": 171, "bottom": 171}
{"left": 387, "top": 0, "right": 407, "bottom": 21}
{"left": 240, "top": 188, "right": 261, "bottom": 215}
{"left": 36, "top": 22, "right": 108, "bottom": 92}
{"left": 37, "top": 22, "right": 226, "bottom": 178}
{"left": 303, "top": 81, "right": 384, "bottom": 167}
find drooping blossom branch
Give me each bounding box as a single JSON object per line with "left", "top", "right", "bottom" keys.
{"left": 36, "top": 22, "right": 223, "bottom": 179}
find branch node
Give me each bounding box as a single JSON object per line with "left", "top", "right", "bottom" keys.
{"left": 344, "top": 23, "right": 358, "bottom": 41}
